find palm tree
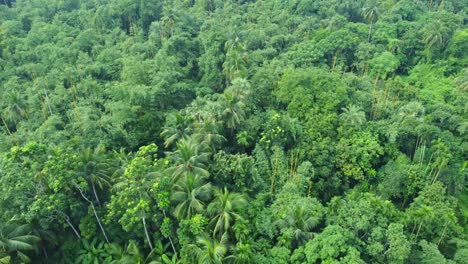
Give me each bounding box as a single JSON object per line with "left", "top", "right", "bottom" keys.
{"left": 398, "top": 102, "right": 425, "bottom": 123}
{"left": 223, "top": 38, "right": 248, "bottom": 82}
{"left": 0, "top": 217, "right": 40, "bottom": 263}
{"left": 2, "top": 89, "right": 28, "bottom": 124}
{"left": 110, "top": 241, "right": 141, "bottom": 263}
{"left": 189, "top": 234, "right": 231, "bottom": 264}
{"left": 171, "top": 174, "right": 212, "bottom": 220}
{"left": 166, "top": 137, "right": 210, "bottom": 183}
{"left": 77, "top": 144, "right": 111, "bottom": 207}
{"left": 193, "top": 116, "right": 226, "bottom": 153}
{"left": 362, "top": 2, "right": 379, "bottom": 42}
{"left": 161, "top": 113, "right": 193, "bottom": 149}
{"left": 207, "top": 188, "right": 247, "bottom": 239}
{"left": 145, "top": 240, "right": 179, "bottom": 264}
{"left": 276, "top": 204, "right": 321, "bottom": 248}
{"left": 221, "top": 92, "right": 246, "bottom": 136}
{"left": 1, "top": 89, "right": 28, "bottom": 135}
{"left": 110, "top": 148, "right": 131, "bottom": 179}
{"left": 160, "top": 14, "right": 176, "bottom": 41}
{"left": 421, "top": 21, "right": 450, "bottom": 62}
{"left": 339, "top": 105, "right": 366, "bottom": 129}
{"left": 453, "top": 68, "right": 468, "bottom": 92}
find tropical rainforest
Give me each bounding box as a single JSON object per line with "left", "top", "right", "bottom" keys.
{"left": 0, "top": 0, "right": 467, "bottom": 263}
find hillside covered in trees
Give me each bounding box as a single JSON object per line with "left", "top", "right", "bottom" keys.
{"left": 0, "top": 0, "right": 467, "bottom": 263}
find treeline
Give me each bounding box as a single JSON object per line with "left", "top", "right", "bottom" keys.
{"left": 0, "top": 0, "right": 467, "bottom": 263}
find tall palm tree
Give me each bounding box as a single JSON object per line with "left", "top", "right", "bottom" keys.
{"left": 398, "top": 102, "right": 425, "bottom": 123}
{"left": 193, "top": 116, "right": 226, "bottom": 153}
{"left": 0, "top": 218, "right": 40, "bottom": 263}
{"left": 421, "top": 21, "right": 450, "bottom": 62}
{"left": 362, "top": 2, "right": 379, "bottom": 42}
{"left": 207, "top": 188, "right": 247, "bottom": 239}
{"left": 171, "top": 174, "right": 212, "bottom": 220}
{"left": 339, "top": 105, "right": 366, "bottom": 129}
{"left": 189, "top": 234, "right": 231, "bottom": 264}
{"left": 221, "top": 93, "right": 246, "bottom": 136}
{"left": 2, "top": 89, "right": 28, "bottom": 124}
{"left": 1, "top": 89, "right": 28, "bottom": 135}
{"left": 78, "top": 144, "right": 111, "bottom": 207}
{"left": 161, "top": 113, "right": 193, "bottom": 149}
{"left": 166, "top": 137, "right": 210, "bottom": 183}
{"left": 223, "top": 38, "right": 248, "bottom": 82}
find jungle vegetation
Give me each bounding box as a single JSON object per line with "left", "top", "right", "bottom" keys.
{"left": 0, "top": 0, "right": 467, "bottom": 263}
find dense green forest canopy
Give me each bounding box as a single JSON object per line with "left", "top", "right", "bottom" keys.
{"left": 0, "top": 0, "right": 467, "bottom": 263}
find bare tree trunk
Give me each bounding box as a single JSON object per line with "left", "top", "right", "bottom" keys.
{"left": 368, "top": 22, "right": 373, "bottom": 42}
{"left": 437, "top": 222, "right": 448, "bottom": 246}
{"left": 91, "top": 181, "right": 101, "bottom": 208}
{"left": 162, "top": 210, "right": 177, "bottom": 254}
{"left": 400, "top": 196, "right": 407, "bottom": 210}
{"left": 419, "top": 143, "right": 426, "bottom": 168}
{"left": 76, "top": 185, "right": 109, "bottom": 243}
{"left": 41, "top": 245, "right": 48, "bottom": 259}
{"left": 54, "top": 210, "right": 81, "bottom": 239}
{"left": 90, "top": 203, "right": 109, "bottom": 243}
{"left": 65, "top": 216, "right": 81, "bottom": 239}
{"left": 413, "top": 136, "right": 420, "bottom": 161}
{"left": 432, "top": 168, "right": 441, "bottom": 185}
{"left": 142, "top": 210, "right": 153, "bottom": 251}
{"left": 43, "top": 88, "right": 53, "bottom": 115}
{"left": 425, "top": 152, "right": 435, "bottom": 172}
{"left": 1, "top": 116, "right": 12, "bottom": 136}
{"left": 415, "top": 221, "right": 423, "bottom": 239}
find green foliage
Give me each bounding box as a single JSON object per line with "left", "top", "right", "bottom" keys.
{"left": 303, "top": 225, "right": 365, "bottom": 264}
{"left": 336, "top": 131, "right": 383, "bottom": 182}
{"left": 0, "top": 217, "right": 40, "bottom": 263}
{"left": 0, "top": 0, "right": 466, "bottom": 262}
{"left": 405, "top": 182, "right": 462, "bottom": 244}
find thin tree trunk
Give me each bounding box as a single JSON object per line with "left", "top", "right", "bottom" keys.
{"left": 1, "top": 116, "right": 12, "bottom": 135}
{"left": 368, "top": 22, "right": 373, "bottom": 42}
{"left": 419, "top": 143, "right": 426, "bottom": 168}
{"left": 332, "top": 50, "right": 338, "bottom": 70}
{"left": 437, "top": 222, "right": 448, "bottom": 246}
{"left": 65, "top": 216, "right": 81, "bottom": 239}
{"left": 40, "top": 244, "right": 48, "bottom": 259}
{"left": 270, "top": 172, "right": 276, "bottom": 196}
{"left": 432, "top": 168, "right": 441, "bottom": 185}
{"left": 415, "top": 221, "right": 423, "bottom": 239}
{"left": 413, "top": 136, "right": 420, "bottom": 161}
{"left": 43, "top": 87, "right": 53, "bottom": 115}
{"left": 411, "top": 222, "right": 417, "bottom": 234}
{"left": 54, "top": 210, "right": 81, "bottom": 239}
{"left": 163, "top": 210, "right": 177, "bottom": 254}
{"left": 142, "top": 210, "right": 153, "bottom": 250}
{"left": 425, "top": 152, "right": 435, "bottom": 172}
{"left": 76, "top": 185, "right": 109, "bottom": 242}
{"left": 91, "top": 203, "right": 109, "bottom": 243}
{"left": 400, "top": 196, "right": 408, "bottom": 210}
{"left": 91, "top": 181, "right": 101, "bottom": 208}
